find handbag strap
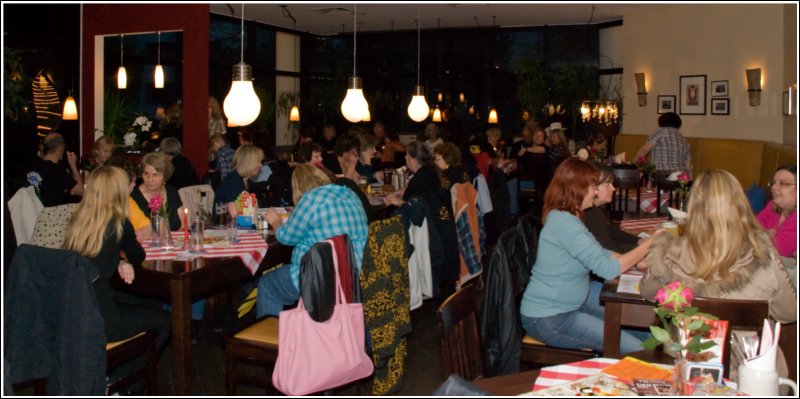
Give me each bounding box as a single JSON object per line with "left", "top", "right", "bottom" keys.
{"left": 297, "top": 239, "right": 346, "bottom": 312}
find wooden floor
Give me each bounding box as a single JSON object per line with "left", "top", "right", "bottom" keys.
{"left": 153, "top": 296, "right": 446, "bottom": 396}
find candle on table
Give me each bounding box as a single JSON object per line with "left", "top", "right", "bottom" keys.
{"left": 183, "top": 208, "right": 189, "bottom": 245}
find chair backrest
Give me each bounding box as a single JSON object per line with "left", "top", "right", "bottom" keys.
{"left": 691, "top": 297, "right": 769, "bottom": 378}
{"left": 437, "top": 283, "right": 485, "bottom": 381}
{"left": 613, "top": 166, "right": 641, "bottom": 188}
{"left": 8, "top": 186, "right": 45, "bottom": 245}
{"left": 177, "top": 184, "right": 214, "bottom": 220}
{"left": 29, "top": 203, "right": 78, "bottom": 249}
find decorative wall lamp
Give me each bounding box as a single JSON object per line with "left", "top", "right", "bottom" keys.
{"left": 488, "top": 107, "right": 498, "bottom": 124}
{"left": 341, "top": 4, "right": 369, "bottom": 123}
{"left": 407, "top": 7, "right": 429, "bottom": 123}
{"left": 223, "top": 4, "right": 261, "bottom": 127}
{"left": 746, "top": 68, "right": 762, "bottom": 106}
{"left": 635, "top": 72, "right": 647, "bottom": 106}
{"left": 154, "top": 31, "right": 164, "bottom": 89}
{"left": 117, "top": 34, "right": 127, "bottom": 89}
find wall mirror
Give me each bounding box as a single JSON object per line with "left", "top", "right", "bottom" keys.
{"left": 97, "top": 31, "right": 182, "bottom": 149}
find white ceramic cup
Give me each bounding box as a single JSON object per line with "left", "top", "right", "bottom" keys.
{"left": 737, "top": 364, "right": 798, "bottom": 396}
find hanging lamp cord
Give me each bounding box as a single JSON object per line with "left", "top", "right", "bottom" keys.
{"left": 416, "top": 6, "right": 420, "bottom": 85}
{"left": 240, "top": 3, "right": 245, "bottom": 63}
{"left": 157, "top": 31, "right": 161, "bottom": 64}
{"left": 120, "top": 34, "right": 123, "bottom": 66}
{"left": 353, "top": 4, "right": 357, "bottom": 76}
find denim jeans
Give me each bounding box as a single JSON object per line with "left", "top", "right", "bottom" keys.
{"left": 256, "top": 263, "right": 300, "bottom": 318}
{"left": 521, "top": 280, "right": 646, "bottom": 354}
{"left": 163, "top": 299, "right": 206, "bottom": 321}
{"left": 507, "top": 177, "right": 519, "bottom": 215}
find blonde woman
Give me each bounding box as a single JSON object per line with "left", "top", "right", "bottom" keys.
{"left": 215, "top": 144, "right": 264, "bottom": 217}
{"left": 640, "top": 169, "right": 796, "bottom": 324}
{"left": 62, "top": 166, "right": 171, "bottom": 354}
{"left": 130, "top": 151, "right": 183, "bottom": 231}
{"left": 84, "top": 136, "right": 115, "bottom": 172}
{"left": 256, "top": 164, "right": 368, "bottom": 317}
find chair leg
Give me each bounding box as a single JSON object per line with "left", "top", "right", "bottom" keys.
{"left": 145, "top": 331, "right": 158, "bottom": 395}
{"left": 224, "top": 343, "right": 237, "bottom": 395}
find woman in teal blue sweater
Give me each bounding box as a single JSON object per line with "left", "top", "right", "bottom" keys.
{"left": 520, "top": 158, "right": 655, "bottom": 353}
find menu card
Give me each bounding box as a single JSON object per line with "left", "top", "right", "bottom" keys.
{"left": 617, "top": 271, "right": 644, "bottom": 295}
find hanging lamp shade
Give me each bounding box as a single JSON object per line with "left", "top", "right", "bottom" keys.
{"left": 488, "top": 107, "right": 498, "bottom": 124}
{"left": 224, "top": 5, "right": 261, "bottom": 127}
{"left": 361, "top": 106, "right": 371, "bottom": 122}
{"left": 117, "top": 34, "right": 126, "bottom": 89}
{"left": 469, "top": 105, "right": 475, "bottom": 115}
{"left": 408, "top": 85, "right": 429, "bottom": 122}
{"left": 62, "top": 95, "right": 78, "bottom": 120}
{"left": 154, "top": 65, "right": 164, "bottom": 89}
{"left": 432, "top": 107, "right": 442, "bottom": 122}
{"left": 342, "top": 76, "right": 368, "bottom": 123}
{"left": 289, "top": 104, "right": 300, "bottom": 122}
{"left": 342, "top": 4, "right": 369, "bottom": 123}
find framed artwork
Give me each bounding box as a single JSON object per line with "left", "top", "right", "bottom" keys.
{"left": 710, "top": 98, "right": 729, "bottom": 115}
{"left": 657, "top": 95, "right": 676, "bottom": 114}
{"left": 710, "top": 80, "right": 729, "bottom": 97}
{"left": 679, "top": 75, "right": 707, "bottom": 115}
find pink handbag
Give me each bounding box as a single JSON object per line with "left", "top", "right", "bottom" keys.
{"left": 272, "top": 239, "right": 374, "bottom": 396}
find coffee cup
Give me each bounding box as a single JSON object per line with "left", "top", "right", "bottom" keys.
{"left": 737, "top": 364, "right": 798, "bottom": 396}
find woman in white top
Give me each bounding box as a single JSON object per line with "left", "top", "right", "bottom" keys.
{"left": 423, "top": 123, "right": 443, "bottom": 151}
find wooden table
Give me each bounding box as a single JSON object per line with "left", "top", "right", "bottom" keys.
{"left": 111, "top": 234, "right": 292, "bottom": 395}
{"left": 600, "top": 279, "right": 658, "bottom": 359}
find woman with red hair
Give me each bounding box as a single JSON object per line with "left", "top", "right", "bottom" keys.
{"left": 519, "top": 158, "right": 655, "bottom": 353}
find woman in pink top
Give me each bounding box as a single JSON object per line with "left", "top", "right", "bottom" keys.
{"left": 757, "top": 165, "right": 797, "bottom": 257}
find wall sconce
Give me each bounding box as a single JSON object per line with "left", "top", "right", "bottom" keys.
{"left": 635, "top": 72, "right": 647, "bottom": 106}
{"left": 746, "top": 68, "right": 762, "bottom": 106}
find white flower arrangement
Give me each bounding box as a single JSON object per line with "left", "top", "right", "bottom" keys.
{"left": 132, "top": 115, "right": 153, "bottom": 132}
{"left": 124, "top": 132, "right": 138, "bottom": 147}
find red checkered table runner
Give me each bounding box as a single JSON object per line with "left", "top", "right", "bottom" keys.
{"left": 620, "top": 216, "right": 670, "bottom": 232}
{"left": 142, "top": 231, "right": 268, "bottom": 275}
{"left": 533, "top": 358, "right": 619, "bottom": 391}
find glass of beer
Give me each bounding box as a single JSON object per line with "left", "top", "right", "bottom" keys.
{"left": 662, "top": 221, "right": 679, "bottom": 237}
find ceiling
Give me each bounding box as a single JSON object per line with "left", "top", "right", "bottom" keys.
{"left": 209, "top": 3, "right": 657, "bottom": 36}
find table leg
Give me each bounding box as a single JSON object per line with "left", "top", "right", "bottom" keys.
{"left": 170, "top": 278, "right": 192, "bottom": 395}
{"left": 603, "top": 301, "right": 622, "bottom": 358}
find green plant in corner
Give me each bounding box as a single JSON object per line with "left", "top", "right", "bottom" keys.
{"left": 103, "top": 88, "right": 135, "bottom": 145}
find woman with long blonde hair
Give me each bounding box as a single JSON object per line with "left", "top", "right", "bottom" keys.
{"left": 63, "top": 166, "right": 171, "bottom": 357}
{"left": 641, "top": 169, "right": 796, "bottom": 323}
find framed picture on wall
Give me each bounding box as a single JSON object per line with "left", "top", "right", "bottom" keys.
{"left": 710, "top": 80, "right": 729, "bottom": 97}
{"left": 679, "top": 75, "right": 707, "bottom": 115}
{"left": 657, "top": 95, "right": 676, "bottom": 114}
{"left": 710, "top": 98, "right": 729, "bottom": 115}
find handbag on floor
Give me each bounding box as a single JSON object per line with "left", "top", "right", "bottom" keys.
{"left": 272, "top": 239, "right": 374, "bottom": 396}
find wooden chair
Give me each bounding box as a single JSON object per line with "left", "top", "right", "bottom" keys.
{"left": 612, "top": 165, "right": 641, "bottom": 214}
{"left": 654, "top": 170, "right": 690, "bottom": 215}
{"left": 177, "top": 184, "right": 214, "bottom": 221}
{"left": 690, "top": 297, "right": 769, "bottom": 378}
{"left": 224, "top": 317, "right": 280, "bottom": 394}
{"left": 106, "top": 330, "right": 159, "bottom": 395}
{"left": 437, "top": 283, "right": 485, "bottom": 381}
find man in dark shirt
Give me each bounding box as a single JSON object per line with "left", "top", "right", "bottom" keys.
{"left": 322, "top": 133, "right": 361, "bottom": 183}
{"left": 27, "top": 133, "right": 84, "bottom": 206}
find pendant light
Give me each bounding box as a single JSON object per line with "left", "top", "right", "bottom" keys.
{"left": 154, "top": 31, "right": 164, "bottom": 89}
{"left": 289, "top": 20, "right": 300, "bottom": 122}
{"left": 223, "top": 4, "right": 261, "bottom": 127}
{"left": 340, "top": 4, "right": 368, "bottom": 123}
{"left": 117, "top": 34, "right": 127, "bottom": 89}
{"left": 432, "top": 106, "right": 442, "bottom": 122}
{"left": 62, "top": 90, "right": 78, "bottom": 120}
{"left": 488, "top": 107, "right": 498, "bottom": 124}
{"left": 407, "top": 7, "right": 429, "bottom": 122}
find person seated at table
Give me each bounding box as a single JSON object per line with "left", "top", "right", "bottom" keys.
{"left": 317, "top": 124, "right": 337, "bottom": 160}
{"left": 640, "top": 169, "right": 796, "bottom": 324}
{"left": 27, "top": 132, "right": 84, "bottom": 206}
{"left": 373, "top": 122, "right": 406, "bottom": 168}
{"left": 635, "top": 112, "right": 691, "bottom": 173}
{"left": 520, "top": 158, "right": 654, "bottom": 354}
{"left": 756, "top": 165, "right": 797, "bottom": 259}
{"left": 297, "top": 142, "right": 324, "bottom": 167}
{"left": 356, "top": 133, "right": 381, "bottom": 184}
{"left": 215, "top": 144, "right": 264, "bottom": 218}
{"left": 209, "top": 133, "right": 235, "bottom": 183}
{"left": 62, "top": 166, "right": 171, "bottom": 375}
{"left": 433, "top": 142, "right": 471, "bottom": 190}
{"left": 131, "top": 152, "right": 183, "bottom": 231}
{"left": 585, "top": 162, "right": 640, "bottom": 253}
{"left": 82, "top": 136, "right": 115, "bottom": 173}
{"left": 576, "top": 133, "right": 607, "bottom": 162}
{"left": 119, "top": 162, "right": 152, "bottom": 241}
{"left": 255, "top": 164, "right": 368, "bottom": 317}
{"left": 423, "top": 123, "right": 443, "bottom": 152}
{"left": 322, "top": 133, "right": 362, "bottom": 183}
{"left": 160, "top": 137, "right": 199, "bottom": 190}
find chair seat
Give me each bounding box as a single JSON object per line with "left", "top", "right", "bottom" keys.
{"left": 522, "top": 334, "right": 594, "bottom": 353}
{"left": 233, "top": 317, "right": 279, "bottom": 346}
{"left": 106, "top": 331, "right": 146, "bottom": 350}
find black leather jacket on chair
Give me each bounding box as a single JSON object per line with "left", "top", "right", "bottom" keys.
{"left": 5, "top": 244, "right": 107, "bottom": 395}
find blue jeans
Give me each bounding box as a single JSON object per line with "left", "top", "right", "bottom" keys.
{"left": 256, "top": 263, "right": 300, "bottom": 318}
{"left": 163, "top": 299, "right": 206, "bottom": 321}
{"left": 521, "top": 281, "right": 646, "bottom": 354}
{"left": 507, "top": 177, "right": 519, "bottom": 215}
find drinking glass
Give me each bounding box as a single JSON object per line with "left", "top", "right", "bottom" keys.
{"left": 227, "top": 217, "right": 239, "bottom": 243}
{"left": 191, "top": 219, "right": 205, "bottom": 251}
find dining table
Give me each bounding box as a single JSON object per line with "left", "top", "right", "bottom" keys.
{"left": 111, "top": 229, "right": 293, "bottom": 395}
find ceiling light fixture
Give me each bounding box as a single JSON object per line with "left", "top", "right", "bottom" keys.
{"left": 117, "top": 34, "right": 127, "bottom": 89}
{"left": 341, "top": 4, "right": 368, "bottom": 123}
{"left": 154, "top": 31, "right": 164, "bottom": 89}
{"left": 407, "top": 7, "right": 429, "bottom": 122}
{"left": 62, "top": 89, "right": 78, "bottom": 120}
{"left": 223, "top": 4, "right": 261, "bottom": 127}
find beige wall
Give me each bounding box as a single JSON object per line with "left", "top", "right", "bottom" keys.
{"left": 619, "top": 4, "right": 794, "bottom": 146}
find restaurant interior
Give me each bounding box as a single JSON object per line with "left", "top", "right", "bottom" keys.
{"left": 3, "top": 2, "right": 797, "bottom": 396}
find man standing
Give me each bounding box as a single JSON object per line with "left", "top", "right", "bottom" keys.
{"left": 635, "top": 112, "right": 691, "bottom": 173}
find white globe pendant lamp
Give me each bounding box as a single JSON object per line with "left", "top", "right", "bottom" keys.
{"left": 407, "top": 8, "right": 429, "bottom": 122}
{"left": 224, "top": 4, "right": 261, "bottom": 127}
{"left": 341, "top": 4, "right": 368, "bottom": 123}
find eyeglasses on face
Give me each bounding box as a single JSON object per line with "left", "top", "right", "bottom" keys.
{"left": 769, "top": 180, "right": 796, "bottom": 188}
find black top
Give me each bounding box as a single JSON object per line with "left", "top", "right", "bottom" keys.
{"left": 131, "top": 185, "right": 183, "bottom": 231}
{"left": 215, "top": 171, "right": 247, "bottom": 205}
{"left": 322, "top": 156, "right": 342, "bottom": 175}
{"left": 403, "top": 164, "right": 441, "bottom": 204}
{"left": 356, "top": 161, "right": 377, "bottom": 184}
{"left": 90, "top": 220, "right": 145, "bottom": 341}
{"left": 511, "top": 141, "right": 551, "bottom": 191}
{"left": 440, "top": 165, "right": 471, "bottom": 190}
{"left": 168, "top": 154, "right": 199, "bottom": 190}
{"left": 583, "top": 206, "right": 639, "bottom": 253}
{"left": 27, "top": 157, "right": 76, "bottom": 207}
